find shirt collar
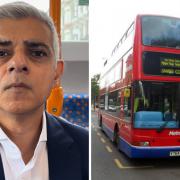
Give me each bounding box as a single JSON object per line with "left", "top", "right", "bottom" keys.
{"left": 0, "top": 111, "right": 47, "bottom": 142}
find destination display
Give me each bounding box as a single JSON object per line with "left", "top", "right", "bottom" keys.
{"left": 143, "top": 51, "right": 180, "bottom": 77}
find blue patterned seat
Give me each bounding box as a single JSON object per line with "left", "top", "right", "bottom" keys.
{"left": 61, "top": 94, "right": 89, "bottom": 128}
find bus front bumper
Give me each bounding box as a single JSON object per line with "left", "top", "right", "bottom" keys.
{"left": 119, "top": 137, "right": 180, "bottom": 158}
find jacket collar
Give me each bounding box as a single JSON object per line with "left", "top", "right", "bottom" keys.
{"left": 46, "top": 112, "right": 82, "bottom": 180}
{"left": 0, "top": 155, "right": 5, "bottom": 180}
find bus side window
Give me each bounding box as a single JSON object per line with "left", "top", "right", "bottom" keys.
{"left": 107, "top": 90, "right": 121, "bottom": 117}
{"left": 99, "top": 95, "right": 105, "bottom": 110}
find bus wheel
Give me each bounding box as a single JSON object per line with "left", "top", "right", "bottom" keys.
{"left": 99, "top": 116, "right": 102, "bottom": 127}
{"left": 113, "top": 129, "right": 119, "bottom": 147}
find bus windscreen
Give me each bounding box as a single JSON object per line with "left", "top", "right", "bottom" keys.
{"left": 142, "top": 16, "right": 180, "bottom": 48}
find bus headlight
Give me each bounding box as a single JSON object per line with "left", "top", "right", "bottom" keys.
{"left": 139, "top": 141, "right": 150, "bottom": 146}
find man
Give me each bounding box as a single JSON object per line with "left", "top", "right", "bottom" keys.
{"left": 0, "top": 2, "right": 88, "bottom": 180}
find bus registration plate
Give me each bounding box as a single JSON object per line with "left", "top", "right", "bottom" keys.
{"left": 170, "top": 151, "right": 180, "bottom": 157}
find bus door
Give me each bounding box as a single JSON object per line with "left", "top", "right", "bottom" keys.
{"left": 120, "top": 87, "right": 132, "bottom": 140}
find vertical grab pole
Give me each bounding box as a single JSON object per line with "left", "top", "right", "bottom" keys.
{"left": 46, "top": 0, "right": 64, "bottom": 116}
{"left": 49, "top": 0, "right": 61, "bottom": 57}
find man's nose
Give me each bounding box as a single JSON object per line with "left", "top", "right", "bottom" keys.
{"left": 7, "top": 51, "right": 29, "bottom": 74}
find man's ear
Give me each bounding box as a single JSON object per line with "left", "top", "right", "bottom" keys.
{"left": 54, "top": 60, "right": 64, "bottom": 81}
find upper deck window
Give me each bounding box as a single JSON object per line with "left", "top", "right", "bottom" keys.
{"left": 142, "top": 16, "right": 180, "bottom": 49}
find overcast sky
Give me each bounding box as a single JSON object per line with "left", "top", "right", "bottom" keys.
{"left": 89, "top": 0, "right": 180, "bottom": 77}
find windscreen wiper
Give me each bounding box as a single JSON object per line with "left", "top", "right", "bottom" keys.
{"left": 156, "top": 121, "right": 169, "bottom": 133}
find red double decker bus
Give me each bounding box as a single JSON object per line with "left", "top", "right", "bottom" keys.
{"left": 98, "top": 14, "right": 180, "bottom": 158}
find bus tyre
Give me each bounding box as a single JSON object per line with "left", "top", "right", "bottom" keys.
{"left": 98, "top": 116, "right": 102, "bottom": 128}
{"left": 113, "top": 130, "right": 119, "bottom": 147}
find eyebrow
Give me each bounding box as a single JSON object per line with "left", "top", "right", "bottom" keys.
{"left": 0, "top": 39, "right": 52, "bottom": 55}
{"left": 24, "top": 40, "right": 51, "bottom": 52}
{"left": 0, "top": 39, "right": 12, "bottom": 46}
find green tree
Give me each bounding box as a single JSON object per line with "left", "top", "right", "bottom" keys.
{"left": 91, "top": 74, "right": 100, "bottom": 110}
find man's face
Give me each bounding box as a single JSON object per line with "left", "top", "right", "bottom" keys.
{"left": 0, "top": 17, "right": 60, "bottom": 115}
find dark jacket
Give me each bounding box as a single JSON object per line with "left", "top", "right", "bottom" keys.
{"left": 0, "top": 112, "right": 89, "bottom": 180}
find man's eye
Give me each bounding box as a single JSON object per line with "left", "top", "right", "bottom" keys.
{"left": 0, "top": 50, "right": 9, "bottom": 57}
{"left": 31, "top": 50, "right": 47, "bottom": 57}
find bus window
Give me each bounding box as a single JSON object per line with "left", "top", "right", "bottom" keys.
{"left": 142, "top": 16, "right": 180, "bottom": 49}
{"left": 107, "top": 90, "right": 121, "bottom": 117}
{"left": 99, "top": 95, "right": 105, "bottom": 110}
